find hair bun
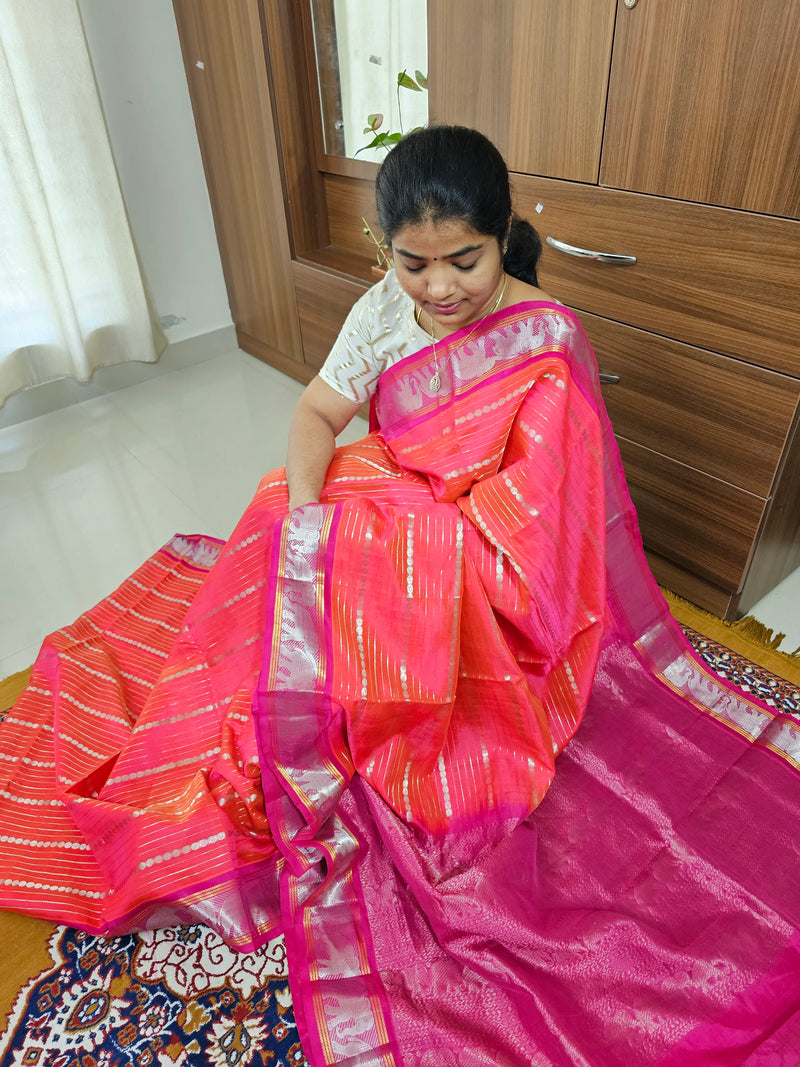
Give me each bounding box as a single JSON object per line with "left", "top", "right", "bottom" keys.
{"left": 503, "top": 217, "right": 542, "bottom": 287}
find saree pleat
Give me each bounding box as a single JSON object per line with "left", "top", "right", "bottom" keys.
{"left": 1, "top": 302, "right": 799, "bottom": 1064}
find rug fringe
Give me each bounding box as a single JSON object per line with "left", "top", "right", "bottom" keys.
{"left": 731, "top": 614, "right": 790, "bottom": 652}
{"left": 661, "top": 588, "right": 800, "bottom": 686}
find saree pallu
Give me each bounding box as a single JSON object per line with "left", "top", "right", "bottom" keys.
{"left": 1, "top": 303, "right": 799, "bottom": 1065}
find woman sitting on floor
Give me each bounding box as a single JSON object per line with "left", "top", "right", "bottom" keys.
{"left": 1, "top": 126, "right": 799, "bottom": 1066}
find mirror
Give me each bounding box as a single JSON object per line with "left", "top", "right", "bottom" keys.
{"left": 309, "top": 0, "right": 428, "bottom": 164}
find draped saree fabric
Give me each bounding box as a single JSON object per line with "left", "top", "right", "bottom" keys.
{"left": 1, "top": 303, "right": 799, "bottom": 1064}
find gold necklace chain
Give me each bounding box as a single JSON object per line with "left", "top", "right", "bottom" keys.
{"left": 414, "top": 274, "right": 507, "bottom": 393}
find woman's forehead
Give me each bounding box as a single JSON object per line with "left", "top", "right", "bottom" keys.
{"left": 391, "top": 219, "right": 487, "bottom": 257}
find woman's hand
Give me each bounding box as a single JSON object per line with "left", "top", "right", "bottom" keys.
{"left": 286, "top": 377, "right": 361, "bottom": 509}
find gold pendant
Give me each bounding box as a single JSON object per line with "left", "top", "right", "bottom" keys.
{"left": 429, "top": 371, "right": 441, "bottom": 392}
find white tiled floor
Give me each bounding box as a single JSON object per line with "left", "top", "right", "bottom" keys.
{"left": 0, "top": 350, "right": 364, "bottom": 680}
{"left": 1, "top": 348, "right": 798, "bottom": 680}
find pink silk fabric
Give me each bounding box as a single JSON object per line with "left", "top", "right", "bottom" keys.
{"left": 1, "top": 303, "right": 799, "bottom": 1065}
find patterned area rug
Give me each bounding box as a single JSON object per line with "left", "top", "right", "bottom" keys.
{"left": 1, "top": 619, "right": 798, "bottom": 1065}
{"left": 0, "top": 919, "right": 305, "bottom": 1067}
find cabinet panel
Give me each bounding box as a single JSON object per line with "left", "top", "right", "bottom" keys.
{"left": 738, "top": 410, "right": 800, "bottom": 615}
{"left": 602, "top": 0, "right": 800, "bottom": 218}
{"left": 516, "top": 177, "right": 800, "bottom": 377}
{"left": 428, "top": 0, "right": 616, "bottom": 183}
{"left": 618, "top": 438, "right": 767, "bottom": 592}
{"left": 324, "top": 174, "right": 381, "bottom": 260}
{"left": 292, "top": 262, "right": 368, "bottom": 371}
{"left": 582, "top": 312, "right": 800, "bottom": 497}
{"left": 172, "top": 0, "right": 302, "bottom": 363}
{"left": 644, "top": 552, "right": 735, "bottom": 621}
{"left": 260, "top": 0, "right": 329, "bottom": 258}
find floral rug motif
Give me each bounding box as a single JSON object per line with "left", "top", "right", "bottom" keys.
{"left": 0, "top": 923, "right": 306, "bottom": 1067}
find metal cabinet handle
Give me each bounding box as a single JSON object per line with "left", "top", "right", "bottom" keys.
{"left": 599, "top": 372, "right": 621, "bottom": 384}
{"left": 546, "top": 236, "right": 637, "bottom": 266}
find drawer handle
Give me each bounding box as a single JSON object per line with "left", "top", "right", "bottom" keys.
{"left": 599, "top": 372, "right": 621, "bottom": 384}
{"left": 546, "top": 236, "right": 637, "bottom": 266}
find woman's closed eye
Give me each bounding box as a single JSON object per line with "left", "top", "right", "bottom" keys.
{"left": 401, "top": 259, "right": 478, "bottom": 273}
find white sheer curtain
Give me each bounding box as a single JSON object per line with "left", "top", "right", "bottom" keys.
{"left": 333, "top": 0, "right": 428, "bottom": 163}
{"left": 0, "top": 0, "right": 163, "bottom": 407}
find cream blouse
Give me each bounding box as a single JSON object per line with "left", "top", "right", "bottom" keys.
{"left": 319, "top": 270, "right": 429, "bottom": 405}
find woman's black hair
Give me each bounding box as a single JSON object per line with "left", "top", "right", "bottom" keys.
{"left": 375, "top": 125, "right": 541, "bottom": 286}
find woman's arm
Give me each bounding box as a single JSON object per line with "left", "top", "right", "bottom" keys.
{"left": 286, "top": 376, "right": 362, "bottom": 509}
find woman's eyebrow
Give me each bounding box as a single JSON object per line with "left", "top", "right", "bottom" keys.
{"left": 396, "top": 243, "right": 484, "bottom": 261}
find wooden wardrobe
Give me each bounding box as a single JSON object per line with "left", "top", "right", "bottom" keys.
{"left": 172, "top": 0, "right": 800, "bottom": 621}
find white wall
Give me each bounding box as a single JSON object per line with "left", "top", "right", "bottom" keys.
{"left": 77, "top": 0, "right": 231, "bottom": 345}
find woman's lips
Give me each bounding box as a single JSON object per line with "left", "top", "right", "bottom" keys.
{"left": 430, "top": 301, "right": 463, "bottom": 316}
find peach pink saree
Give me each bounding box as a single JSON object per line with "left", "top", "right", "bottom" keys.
{"left": 1, "top": 303, "right": 799, "bottom": 1065}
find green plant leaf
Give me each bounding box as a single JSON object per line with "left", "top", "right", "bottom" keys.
{"left": 414, "top": 70, "right": 428, "bottom": 89}
{"left": 397, "top": 69, "right": 422, "bottom": 91}
{"left": 356, "top": 130, "right": 403, "bottom": 155}
{"left": 356, "top": 135, "right": 384, "bottom": 154}
{"left": 364, "top": 113, "right": 384, "bottom": 133}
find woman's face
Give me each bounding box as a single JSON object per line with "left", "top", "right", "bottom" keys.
{"left": 391, "top": 218, "right": 504, "bottom": 337}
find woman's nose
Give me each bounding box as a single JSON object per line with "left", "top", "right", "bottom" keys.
{"left": 426, "top": 267, "right": 455, "bottom": 300}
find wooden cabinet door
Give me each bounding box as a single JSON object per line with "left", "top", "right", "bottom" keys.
{"left": 580, "top": 312, "right": 800, "bottom": 498}
{"left": 172, "top": 0, "right": 303, "bottom": 364}
{"left": 428, "top": 0, "right": 616, "bottom": 183}
{"left": 617, "top": 438, "right": 767, "bottom": 595}
{"left": 602, "top": 0, "right": 800, "bottom": 218}
{"left": 514, "top": 175, "right": 800, "bottom": 377}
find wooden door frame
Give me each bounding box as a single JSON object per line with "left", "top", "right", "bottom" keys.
{"left": 260, "top": 0, "right": 381, "bottom": 276}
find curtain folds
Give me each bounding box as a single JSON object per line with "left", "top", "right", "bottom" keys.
{"left": 0, "top": 0, "right": 163, "bottom": 407}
